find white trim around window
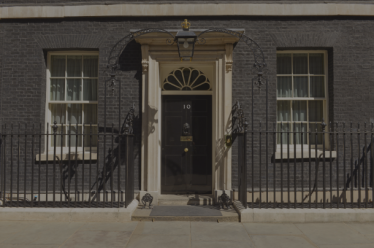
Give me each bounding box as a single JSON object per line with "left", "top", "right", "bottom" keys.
{"left": 45, "top": 51, "right": 99, "bottom": 155}
{"left": 276, "top": 50, "right": 330, "bottom": 154}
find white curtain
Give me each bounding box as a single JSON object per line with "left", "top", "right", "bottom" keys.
{"left": 84, "top": 104, "right": 97, "bottom": 124}
{"left": 83, "top": 79, "right": 97, "bottom": 101}
{"left": 67, "top": 79, "right": 82, "bottom": 101}
{"left": 293, "top": 101, "right": 307, "bottom": 122}
{"left": 50, "top": 79, "right": 65, "bottom": 100}
{"left": 67, "top": 104, "right": 82, "bottom": 124}
{"left": 51, "top": 104, "right": 66, "bottom": 124}
{"left": 277, "top": 54, "right": 291, "bottom": 74}
{"left": 277, "top": 101, "right": 290, "bottom": 122}
{"left": 277, "top": 123, "right": 289, "bottom": 145}
{"left": 51, "top": 55, "right": 65, "bottom": 77}
{"left": 83, "top": 56, "right": 98, "bottom": 77}
{"left": 277, "top": 77, "right": 292, "bottom": 97}
{"left": 293, "top": 53, "right": 308, "bottom": 74}
{"left": 67, "top": 56, "right": 82, "bottom": 77}
{"left": 294, "top": 123, "right": 307, "bottom": 144}
{"left": 309, "top": 100, "right": 323, "bottom": 122}
{"left": 310, "top": 76, "right": 325, "bottom": 97}
{"left": 294, "top": 76, "right": 308, "bottom": 97}
{"left": 309, "top": 53, "right": 324, "bottom": 74}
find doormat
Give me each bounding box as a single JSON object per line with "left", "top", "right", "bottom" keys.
{"left": 150, "top": 206, "right": 222, "bottom": 216}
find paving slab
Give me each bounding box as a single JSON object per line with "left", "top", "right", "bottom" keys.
{"left": 346, "top": 222, "right": 374, "bottom": 242}
{"left": 250, "top": 235, "right": 317, "bottom": 248}
{"left": 191, "top": 222, "right": 250, "bottom": 242}
{"left": 133, "top": 221, "right": 190, "bottom": 236}
{"left": 31, "top": 222, "right": 85, "bottom": 245}
{"left": 1, "top": 222, "right": 61, "bottom": 245}
{"left": 319, "top": 244, "right": 374, "bottom": 248}
{"left": 125, "top": 234, "right": 190, "bottom": 248}
{"left": 191, "top": 239, "right": 256, "bottom": 248}
{"left": 243, "top": 223, "right": 303, "bottom": 235}
{"left": 0, "top": 221, "right": 32, "bottom": 241}
{"left": 296, "top": 223, "right": 372, "bottom": 245}
{"left": 81, "top": 221, "right": 138, "bottom": 232}
{"left": 60, "top": 230, "right": 133, "bottom": 248}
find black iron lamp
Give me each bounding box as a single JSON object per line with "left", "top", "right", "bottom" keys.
{"left": 175, "top": 19, "right": 197, "bottom": 61}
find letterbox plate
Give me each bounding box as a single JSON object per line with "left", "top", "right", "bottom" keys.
{"left": 180, "top": 136, "right": 193, "bottom": 141}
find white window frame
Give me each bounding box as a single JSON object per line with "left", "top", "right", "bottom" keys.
{"left": 45, "top": 51, "right": 99, "bottom": 154}
{"left": 276, "top": 50, "right": 329, "bottom": 151}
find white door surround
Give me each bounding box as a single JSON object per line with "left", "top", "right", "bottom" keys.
{"left": 136, "top": 30, "right": 241, "bottom": 204}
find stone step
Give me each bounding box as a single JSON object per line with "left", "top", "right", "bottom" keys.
{"left": 132, "top": 205, "right": 239, "bottom": 222}
{"left": 157, "top": 194, "right": 215, "bottom": 206}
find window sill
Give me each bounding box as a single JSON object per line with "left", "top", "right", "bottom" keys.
{"left": 275, "top": 149, "right": 336, "bottom": 160}
{"left": 36, "top": 152, "right": 97, "bottom": 162}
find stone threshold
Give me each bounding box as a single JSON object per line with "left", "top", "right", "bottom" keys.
{"left": 233, "top": 201, "right": 374, "bottom": 223}
{"left": 0, "top": 199, "right": 138, "bottom": 222}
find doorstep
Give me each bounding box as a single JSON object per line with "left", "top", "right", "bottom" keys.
{"left": 0, "top": 200, "right": 138, "bottom": 222}
{"left": 132, "top": 205, "right": 239, "bottom": 222}
{"left": 233, "top": 201, "right": 374, "bottom": 223}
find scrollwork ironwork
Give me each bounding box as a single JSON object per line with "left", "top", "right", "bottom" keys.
{"left": 121, "top": 103, "right": 136, "bottom": 135}
{"left": 218, "top": 192, "right": 231, "bottom": 210}
{"left": 141, "top": 193, "right": 153, "bottom": 209}
{"left": 232, "top": 101, "right": 248, "bottom": 134}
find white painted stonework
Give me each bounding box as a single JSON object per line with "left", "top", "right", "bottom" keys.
{"left": 136, "top": 31, "right": 240, "bottom": 204}
{"left": 1, "top": 3, "right": 374, "bottom": 19}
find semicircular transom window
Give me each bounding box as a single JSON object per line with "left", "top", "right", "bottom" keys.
{"left": 162, "top": 67, "right": 212, "bottom": 91}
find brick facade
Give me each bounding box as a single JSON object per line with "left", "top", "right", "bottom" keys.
{"left": 0, "top": 16, "right": 373, "bottom": 192}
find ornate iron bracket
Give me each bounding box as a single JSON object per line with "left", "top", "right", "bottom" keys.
{"left": 218, "top": 192, "right": 231, "bottom": 210}
{"left": 121, "top": 103, "right": 136, "bottom": 135}
{"left": 232, "top": 101, "right": 248, "bottom": 134}
{"left": 141, "top": 193, "right": 153, "bottom": 209}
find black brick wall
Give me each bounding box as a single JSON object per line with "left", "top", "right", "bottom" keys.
{"left": 0, "top": 17, "right": 373, "bottom": 194}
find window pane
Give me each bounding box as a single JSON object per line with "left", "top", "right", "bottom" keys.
{"left": 310, "top": 124, "right": 323, "bottom": 145}
{"left": 310, "top": 76, "right": 325, "bottom": 97}
{"left": 67, "top": 126, "right": 82, "bottom": 147}
{"left": 51, "top": 55, "right": 65, "bottom": 77}
{"left": 309, "top": 100, "right": 323, "bottom": 122}
{"left": 83, "top": 56, "right": 98, "bottom": 77}
{"left": 277, "top": 54, "right": 292, "bottom": 74}
{"left": 67, "top": 79, "right": 82, "bottom": 101}
{"left": 51, "top": 126, "right": 65, "bottom": 147}
{"left": 294, "top": 123, "right": 307, "bottom": 144}
{"left": 292, "top": 101, "right": 307, "bottom": 122}
{"left": 277, "top": 101, "right": 290, "bottom": 122}
{"left": 277, "top": 123, "right": 289, "bottom": 145}
{"left": 294, "top": 76, "right": 308, "bottom": 97}
{"left": 293, "top": 53, "right": 308, "bottom": 74}
{"left": 277, "top": 77, "right": 292, "bottom": 97}
{"left": 83, "top": 79, "right": 98, "bottom": 101}
{"left": 67, "top": 56, "right": 82, "bottom": 77}
{"left": 51, "top": 104, "right": 66, "bottom": 124}
{"left": 84, "top": 104, "right": 97, "bottom": 124}
{"left": 67, "top": 104, "right": 82, "bottom": 124}
{"left": 50, "top": 79, "right": 65, "bottom": 101}
{"left": 84, "top": 126, "right": 98, "bottom": 147}
{"left": 309, "top": 53, "right": 324, "bottom": 74}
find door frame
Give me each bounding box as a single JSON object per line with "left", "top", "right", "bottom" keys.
{"left": 139, "top": 44, "right": 234, "bottom": 203}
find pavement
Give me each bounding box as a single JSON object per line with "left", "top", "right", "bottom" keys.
{"left": 0, "top": 221, "right": 374, "bottom": 248}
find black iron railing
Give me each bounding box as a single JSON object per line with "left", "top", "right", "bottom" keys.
{"left": 237, "top": 121, "right": 374, "bottom": 209}
{"left": 0, "top": 122, "right": 135, "bottom": 208}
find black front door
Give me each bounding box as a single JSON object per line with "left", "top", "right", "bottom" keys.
{"left": 161, "top": 95, "right": 212, "bottom": 194}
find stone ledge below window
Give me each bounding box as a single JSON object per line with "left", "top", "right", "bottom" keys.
{"left": 36, "top": 152, "right": 97, "bottom": 161}
{"left": 275, "top": 150, "right": 336, "bottom": 160}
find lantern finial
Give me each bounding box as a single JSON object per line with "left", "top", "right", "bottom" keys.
{"left": 181, "top": 19, "right": 191, "bottom": 31}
